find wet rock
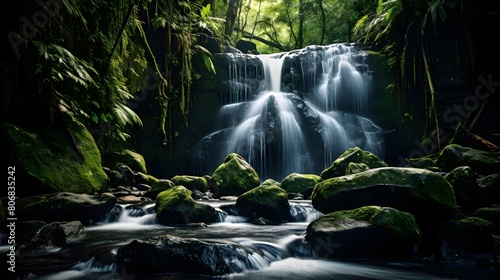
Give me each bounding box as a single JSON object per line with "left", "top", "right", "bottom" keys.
{"left": 108, "top": 163, "right": 135, "bottom": 188}
{"left": 209, "top": 153, "right": 260, "bottom": 198}
{"left": 144, "top": 179, "right": 175, "bottom": 199}
{"left": 444, "top": 166, "right": 478, "bottom": 211}
{"left": 280, "top": 173, "right": 322, "bottom": 196}
{"left": 436, "top": 144, "right": 500, "bottom": 175}
{"left": 17, "top": 192, "right": 116, "bottom": 225}
{"left": 155, "top": 186, "right": 218, "bottom": 225}
{"left": 305, "top": 206, "right": 421, "bottom": 258}
{"left": 473, "top": 206, "right": 500, "bottom": 234}
{"left": 116, "top": 235, "right": 248, "bottom": 277}
{"left": 18, "top": 221, "right": 85, "bottom": 253}
{"left": 320, "top": 147, "right": 388, "bottom": 179}
{"left": 102, "top": 149, "right": 147, "bottom": 174}
{"left": 236, "top": 184, "right": 291, "bottom": 222}
{"left": 171, "top": 175, "right": 208, "bottom": 192}
{"left": 311, "top": 167, "right": 458, "bottom": 224}
{"left": 438, "top": 217, "right": 496, "bottom": 265}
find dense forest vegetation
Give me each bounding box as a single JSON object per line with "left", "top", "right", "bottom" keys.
{"left": 1, "top": 0, "right": 499, "bottom": 165}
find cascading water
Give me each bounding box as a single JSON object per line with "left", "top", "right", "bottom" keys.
{"left": 193, "top": 44, "right": 384, "bottom": 180}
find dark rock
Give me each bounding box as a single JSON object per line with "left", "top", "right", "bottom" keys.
{"left": 311, "top": 167, "right": 458, "bottom": 223}
{"left": 436, "top": 144, "right": 500, "bottom": 175}
{"left": 18, "top": 221, "right": 85, "bottom": 253}
{"left": 305, "top": 206, "right": 421, "bottom": 258}
{"left": 116, "top": 235, "right": 248, "bottom": 277}
{"left": 444, "top": 166, "right": 478, "bottom": 211}
{"left": 17, "top": 192, "right": 116, "bottom": 225}
{"left": 102, "top": 149, "right": 147, "bottom": 174}
{"left": 438, "top": 217, "right": 496, "bottom": 265}
{"left": 109, "top": 163, "right": 135, "bottom": 188}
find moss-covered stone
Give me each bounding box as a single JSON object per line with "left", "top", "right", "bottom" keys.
{"left": 155, "top": 186, "right": 218, "bottom": 225}
{"left": 473, "top": 206, "right": 500, "bottom": 234}
{"left": 444, "top": 166, "right": 478, "bottom": 211}
{"left": 305, "top": 206, "right": 421, "bottom": 258}
{"left": 312, "top": 167, "right": 458, "bottom": 222}
{"left": 1, "top": 121, "right": 109, "bottom": 197}
{"left": 477, "top": 174, "right": 500, "bottom": 207}
{"left": 16, "top": 192, "right": 116, "bottom": 225}
{"left": 171, "top": 175, "right": 208, "bottom": 192}
{"left": 438, "top": 217, "right": 496, "bottom": 264}
{"left": 320, "top": 147, "right": 388, "bottom": 179}
{"left": 144, "top": 179, "right": 174, "bottom": 199}
{"left": 280, "top": 173, "right": 322, "bottom": 195}
{"left": 210, "top": 153, "right": 260, "bottom": 198}
{"left": 236, "top": 185, "right": 291, "bottom": 222}
{"left": 436, "top": 144, "right": 500, "bottom": 175}
{"left": 102, "top": 149, "right": 147, "bottom": 174}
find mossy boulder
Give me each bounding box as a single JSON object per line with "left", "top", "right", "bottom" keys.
{"left": 305, "top": 206, "right": 421, "bottom": 258}
{"left": 209, "top": 153, "right": 260, "bottom": 198}
{"left": 171, "top": 175, "right": 208, "bottom": 192}
{"left": 280, "top": 173, "right": 322, "bottom": 196}
{"left": 311, "top": 167, "right": 458, "bottom": 223}
{"left": 438, "top": 217, "right": 496, "bottom": 264}
{"left": 109, "top": 163, "right": 136, "bottom": 188}
{"left": 473, "top": 206, "right": 500, "bottom": 234}
{"left": 0, "top": 122, "right": 109, "bottom": 197}
{"left": 444, "top": 166, "right": 478, "bottom": 211}
{"left": 236, "top": 185, "right": 291, "bottom": 222}
{"left": 16, "top": 192, "right": 116, "bottom": 225}
{"left": 102, "top": 149, "right": 147, "bottom": 174}
{"left": 476, "top": 174, "right": 500, "bottom": 208}
{"left": 155, "top": 186, "right": 218, "bottom": 225}
{"left": 436, "top": 144, "right": 500, "bottom": 175}
{"left": 144, "top": 179, "right": 174, "bottom": 199}
{"left": 320, "top": 147, "right": 388, "bottom": 179}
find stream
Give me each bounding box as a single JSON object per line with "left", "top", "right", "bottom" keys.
{"left": 5, "top": 200, "right": 498, "bottom": 279}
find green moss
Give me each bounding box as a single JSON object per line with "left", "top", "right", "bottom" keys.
{"left": 440, "top": 217, "right": 494, "bottom": 244}
{"left": 171, "top": 175, "right": 207, "bottom": 192}
{"left": 313, "top": 167, "right": 457, "bottom": 211}
{"left": 155, "top": 186, "right": 195, "bottom": 214}
{"left": 437, "top": 144, "right": 500, "bottom": 174}
{"left": 211, "top": 153, "right": 260, "bottom": 197}
{"left": 312, "top": 206, "right": 421, "bottom": 243}
{"left": 102, "top": 149, "right": 147, "bottom": 173}
{"left": 280, "top": 173, "right": 321, "bottom": 194}
{"left": 1, "top": 121, "right": 108, "bottom": 196}
{"left": 144, "top": 179, "right": 174, "bottom": 199}
{"left": 320, "top": 147, "right": 388, "bottom": 179}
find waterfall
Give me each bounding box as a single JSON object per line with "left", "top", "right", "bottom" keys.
{"left": 193, "top": 44, "right": 384, "bottom": 180}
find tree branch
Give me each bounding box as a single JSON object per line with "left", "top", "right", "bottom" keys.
{"left": 241, "top": 30, "right": 288, "bottom": 52}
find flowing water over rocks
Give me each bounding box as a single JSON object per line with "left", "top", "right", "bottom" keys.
{"left": 5, "top": 200, "right": 497, "bottom": 280}
{"left": 192, "top": 44, "right": 384, "bottom": 180}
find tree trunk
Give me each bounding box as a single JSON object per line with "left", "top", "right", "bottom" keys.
{"left": 225, "top": 0, "right": 241, "bottom": 36}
